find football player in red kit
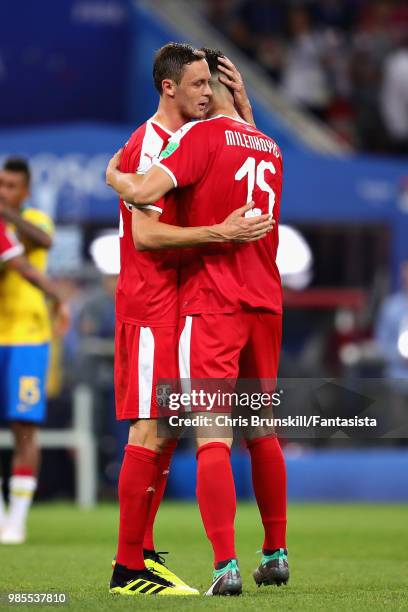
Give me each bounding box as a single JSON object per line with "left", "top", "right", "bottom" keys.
{"left": 111, "top": 44, "right": 273, "bottom": 597}
{"left": 107, "top": 48, "right": 288, "bottom": 596}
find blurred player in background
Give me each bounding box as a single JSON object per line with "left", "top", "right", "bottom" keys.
{"left": 109, "top": 43, "right": 269, "bottom": 596}
{"left": 107, "top": 48, "right": 288, "bottom": 596}
{"left": 0, "top": 157, "right": 68, "bottom": 544}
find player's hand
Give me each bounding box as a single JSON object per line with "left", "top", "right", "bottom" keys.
{"left": 216, "top": 201, "right": 275, "bottom": 243}
{"left": 106, "top": 148, "right": 123, "bottom": 186}
{"left": 218, "top": 56, "right": 254, "bottom": 126}
{"left": 52, "top": 301, "right": 71, "bottom": 337}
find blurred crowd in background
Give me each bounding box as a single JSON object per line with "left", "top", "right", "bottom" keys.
{"left": 205, "top": 0, "right": 408, "bottom": 153}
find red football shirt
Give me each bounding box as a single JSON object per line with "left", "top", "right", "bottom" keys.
{"left": 0, "top": 220, "right": 23, "bottom": 262}
{"left": 116, "top": 118, "right": 179, "bottom": 327}
{"left": 156, "top": 115, "right": 283, "bottom": 316}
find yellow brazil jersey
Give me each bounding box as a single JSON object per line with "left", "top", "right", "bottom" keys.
{"left": 0, "top": 207, "right": 54, "bottom": 345}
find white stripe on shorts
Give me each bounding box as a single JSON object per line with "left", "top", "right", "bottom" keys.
{"left": 138, "top": 327, "right": 155, "bottom": 418}
{"left": 178, "top": 316, "right": 192, "bottom": 412}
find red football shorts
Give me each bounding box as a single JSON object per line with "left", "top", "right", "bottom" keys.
{"left": 114, "top": 320, "right": 178, "bottom": 420}
{"left": 178, "top": 311, "right": 282, "bottom": 383}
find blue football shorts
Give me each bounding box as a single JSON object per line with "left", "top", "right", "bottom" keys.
{"left": 0, "top": 343, "right": 50, "bottom": 424}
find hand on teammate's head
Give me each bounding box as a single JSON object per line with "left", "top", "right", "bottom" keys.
{"left": 217, "top": 55, "right": 243, "bottom": 92}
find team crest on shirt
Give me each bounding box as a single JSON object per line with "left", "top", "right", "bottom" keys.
{"left": 160, "top": 141, "right": 179, "bottom": 159}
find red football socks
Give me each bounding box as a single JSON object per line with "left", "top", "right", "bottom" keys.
{"left": 196, "top": 442, "right": 236, "bottom": 566}
{"left": 116, "top": 444, "right": 159, "bottom": 570}
{"left": 12, "top": 465, "right": 35, "bottom": 477}
{"left": 143, "top": 438, "right": 177, "bottom": 551}
{"left": 247, "top": 435, "right": 287, "bottom": 551}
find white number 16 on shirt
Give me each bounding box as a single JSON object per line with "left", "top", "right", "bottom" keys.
{"left": 234, "top": 156, "right": 276, "bottom": 218}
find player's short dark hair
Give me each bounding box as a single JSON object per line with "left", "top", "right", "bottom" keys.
{"left": 200, "top": 47, "right": 225, "bottom": 75}
{"left": 153, "top": 42, "right": 206, "bottom": 94}
{"left": 3, "top": 156, "right": 31, "bottom": 185}
{"left": 201, "top": 47, "right": 234, "bottom": 96}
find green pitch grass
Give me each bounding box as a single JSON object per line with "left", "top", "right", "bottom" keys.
{"left": 1, "top": 502, "right": 407, "bottom": 611}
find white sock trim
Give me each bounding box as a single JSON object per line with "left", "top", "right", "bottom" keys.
{"left": 9, "top": 476, "right": 37, "bottom": 494}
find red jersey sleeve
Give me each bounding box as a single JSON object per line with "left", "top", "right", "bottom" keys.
{"left": 155, "top": 121, "right": 210, "bottom": 188}
{"left": 122, "top": 125, "right": 166, "bottom": 214}
{"left": 0, "top": 221, "right": 23, "bottom": 262}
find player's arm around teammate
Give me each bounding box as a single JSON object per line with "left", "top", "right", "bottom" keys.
{"left": 131, "top": 202, "right": 274, "bottom": 251}
{"left": 107, "top": 158, "right": 273, "bottom": 245}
